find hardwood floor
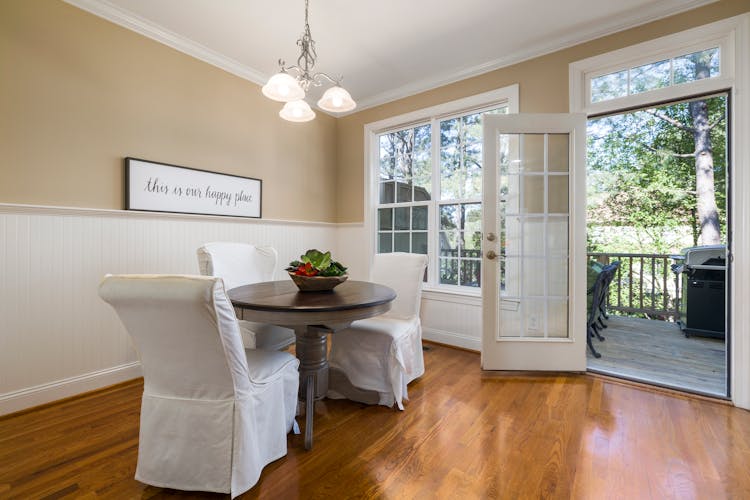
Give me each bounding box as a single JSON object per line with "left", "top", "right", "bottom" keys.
{"left": 586, "top": 315, "right": 726, "bottom": 396}
{"left": 2, "top": 343, "right": 749, "bottom": 499}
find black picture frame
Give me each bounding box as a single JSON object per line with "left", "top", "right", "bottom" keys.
{"left": 125, "top": 157, "right": 262, "bottom": 219}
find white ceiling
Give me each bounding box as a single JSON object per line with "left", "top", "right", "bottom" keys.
{"left": 66, "top": 0, "right": 716, "bottom": 113}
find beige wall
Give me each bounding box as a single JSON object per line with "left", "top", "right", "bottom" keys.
{"left": 2, "top": 1, "right": 748, "bottom": 224}
{"left": 0, "top": 0, "right": 338, "bottom": 222}
{"left": 335, "top": 0, "right": 750, "bottom": 223}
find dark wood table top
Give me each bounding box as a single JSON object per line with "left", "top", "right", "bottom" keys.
{"left": 228, "top": 280, "right": 396, "bottom": 313}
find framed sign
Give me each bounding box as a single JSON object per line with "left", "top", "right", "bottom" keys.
{"left": 125, "top": 158, "right": 261, "bottom": 218}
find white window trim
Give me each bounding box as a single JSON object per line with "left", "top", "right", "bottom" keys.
{"left": 363, "top": 85, "right": 519, "bottom": 297}
{"left": 569, "top": 13, "right": 750, "bottom": 410}
{"left": 570, "top": 15, "right": 739, "bottom": 116}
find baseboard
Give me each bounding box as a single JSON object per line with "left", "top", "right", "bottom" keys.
{"left": 0, "top": 362, "right": 142, "bottom": 416}
{"left": 422, "top": 327, "right": 481, "bottom": 352}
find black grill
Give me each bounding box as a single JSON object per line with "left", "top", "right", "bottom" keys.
{"left": 673, "top": 246, "right": 726, "bottom": 339}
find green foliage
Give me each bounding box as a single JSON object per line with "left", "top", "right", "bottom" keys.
{"left": 587, "top": 94, "right": 727, "bottom": 253}
{"left": 286, "top": 249, "right": 348, "bottom": 277}
{"left": 300, "top": 249, "right": 331, "bottom": 270}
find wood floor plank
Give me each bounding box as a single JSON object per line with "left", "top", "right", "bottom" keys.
{"left": 2, "top": 343, "right": 749, "bottom": 499}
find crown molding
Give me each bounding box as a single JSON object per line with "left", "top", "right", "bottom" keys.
{"left": 63, "top": 0, "right": 268, "bottom": 86}
{"left": 350, "top": 0, "right": 719, "bottom": 113}
{"left": 64, "top": 0, "right": 717, "bottom": 116}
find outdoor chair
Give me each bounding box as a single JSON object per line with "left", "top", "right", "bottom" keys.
{"left": 587, "top": 264, "right": 618, "bottom": 358}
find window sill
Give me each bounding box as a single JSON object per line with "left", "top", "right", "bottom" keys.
{"left": 421, "top": 287, "right": 482, "bottom": 306}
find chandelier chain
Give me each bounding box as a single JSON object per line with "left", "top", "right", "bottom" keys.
{"left": 277, "top": 0, "right": 340, "bottom": 92}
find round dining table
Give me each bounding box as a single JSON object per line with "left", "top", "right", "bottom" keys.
{"left": 228, "top": 279, "right": 396, "bottom": 450}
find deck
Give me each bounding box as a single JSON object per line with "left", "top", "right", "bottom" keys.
{"left": 586, "top": 315, "right": 727, "bottom": 397}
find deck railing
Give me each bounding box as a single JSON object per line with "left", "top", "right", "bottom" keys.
{"left": 588, "top": 252, "right": 680, "bottom": 320}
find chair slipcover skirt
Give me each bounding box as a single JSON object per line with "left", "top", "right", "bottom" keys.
{"left": 328, "top": 253, "right": 428, "bottom": 410}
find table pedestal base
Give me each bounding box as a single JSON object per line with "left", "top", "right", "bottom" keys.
{"left": 294, "top": 326, "right": 329, "bottom": 450}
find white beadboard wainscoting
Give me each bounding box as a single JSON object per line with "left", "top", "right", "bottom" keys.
{"left": 0, "top": 204, "right": 339, "bottom": 415}
{"left": 0, "top": 206, "right": 482, "bottom": 415}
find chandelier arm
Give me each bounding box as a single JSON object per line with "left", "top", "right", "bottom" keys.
{"left": 312, "top": 72, "right": 342, "bottom": 86}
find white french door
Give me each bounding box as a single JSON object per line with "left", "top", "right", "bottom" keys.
{"left": 481, "top": 114, "right": 587, "bottom": 370}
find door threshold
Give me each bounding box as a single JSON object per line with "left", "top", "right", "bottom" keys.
{"left": 587, "top": 368, "right": 730, "bottom": 403}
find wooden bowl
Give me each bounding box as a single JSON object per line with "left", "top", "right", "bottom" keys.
{"left": 288, "top": 272, "right": 348, "bottom": 292}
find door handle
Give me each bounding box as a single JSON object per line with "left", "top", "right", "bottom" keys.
{"left": 486, "top": 232, "right": 497, "bottom": 242}
{"left": 486, "top": 250, "right": 497, "bottom": 260}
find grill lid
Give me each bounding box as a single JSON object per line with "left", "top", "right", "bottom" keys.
{"left": 682, "top": 244, "right": 725, "bottom": 266}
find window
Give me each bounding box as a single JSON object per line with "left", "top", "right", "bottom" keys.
{"left": 570, "top": 18, "right": 737, "bottom": 117}
{"left": 369, "top": 86, "right": 518, "bottom": 291}
{"left": 591, "top": 47, "right": 721, "bottom": 103}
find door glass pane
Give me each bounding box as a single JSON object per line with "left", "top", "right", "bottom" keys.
{"left": 521, "top": 134, "right": 544, "bottom": 173}
{"left": 549, "top": 175, "right": 569, "bottom": 213}
{"left": 523, "top": 299, "right": 546, "bottom": 338}
{"left": 547, "top": 134, "right": 569, "bottom": 172}
{"left": 523, "top": 217, "right": 545, "bottom": 256}
{"left": 499, "top": 299, "right": 521, "bottom": 338}
{"left": 502, "top": 216, "right": 521, "bottom": 257}
{"left": 500, "top": 256, "right": 521, "bottom": 297}
{"left": 547, "top": 216, "right": 568, "bottom": 257}
{"left": 496, "top": 132, "right": 570, "bottom": 340}
{"left": 499, "top": 133, "right": 521, "bottom": 175}
{"left": 523, "top": 176, "right": 544, "bottom": 214}
{"left": 523, "top": 258, "right": 545, "bottom": 296}
{"left": 502, "top": 175, "right": 521, "bottom": 214}
{"left": 548, "top": 258, "right": 568, "bottom": 297}
{"left": 548, "top": 299, "right": 568, "bottom": 338}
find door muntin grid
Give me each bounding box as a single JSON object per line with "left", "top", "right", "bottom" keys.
{"left": 497, "top": 133, "right": 570, "bottom": 339}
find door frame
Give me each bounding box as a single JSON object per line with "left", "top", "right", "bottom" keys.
{"left": 569, "top": 13, "right": 750, "bottom": 409}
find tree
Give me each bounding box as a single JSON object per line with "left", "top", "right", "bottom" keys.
{"left": 588, "top": 49, "right": 727, "bottom": 252}
{"left": 587, "top": 93, "right": 726, "bottom": 252}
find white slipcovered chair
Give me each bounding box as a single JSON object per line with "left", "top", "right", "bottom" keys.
{"left": 328, "top": 252, "right": 428, "bottom": 410}
{"left": 197, "top": 242, "right": 296, "bottom": 351}
{"left": 98, "top": 274, "right": 299, "bottom": 498}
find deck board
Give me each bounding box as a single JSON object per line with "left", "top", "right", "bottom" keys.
{"left": 586, "top": 315, "right": 727, "bottom": 397}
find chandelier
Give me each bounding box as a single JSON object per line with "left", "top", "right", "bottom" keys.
{"left": 262, "top": 0, "right": 356, "bottom": 122}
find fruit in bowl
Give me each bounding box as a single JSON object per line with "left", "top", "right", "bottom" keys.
{"left": 286, "top": 249, "right": 348, "bottom": 291}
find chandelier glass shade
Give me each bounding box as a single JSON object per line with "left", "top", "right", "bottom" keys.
{"left": 263, "top": 0, "right": 355, "bottom": 122}
{"left": 262, "top": 72, "right": 304, "bottom": 102}
{"left": 279, "top": 99, "right": 316, "bottom": 122}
